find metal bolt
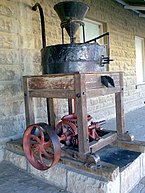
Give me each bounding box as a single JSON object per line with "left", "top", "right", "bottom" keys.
{"left": 76, "top": 93, "right": 81, "bottom": 98}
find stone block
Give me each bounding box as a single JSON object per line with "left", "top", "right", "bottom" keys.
{"left": 0, "top": 1, "right": 18, "bottom": 18}
{"left": 140, "top": 153, "right": 145, "bottom": 178}
{"left": 0, "top": 100, "right": 24, "bottom": 118}
{"left": 120, "top": 155, "right": 142, "bottom": 193}
{"left": 0, "top": 82, "right": 22, "bottom": 98}
{"left": 0, "top": 115, "right": 25, "bottom": 138}
{"left": 67, "top": 168, "right": 118, "bottom": 193}
{"left": 0, "top": 16, "right": 18, "bottom": 33}
{"left": 0, "top": 50, "right": 19, "bottom": 65}
{"left": 0, "top": 34, "right": 19, "bottom": 49}
{"left": 29, "top": 163, "right": 67, "bottom": 190}
{"left": 20, "top": 35, "right": 35, "bottom": 49}
{"left": 0, "top": 144, "right": 5, "bottom": 162}
{"left": 4, "top": 150, "right": 27, "bottom": 170}
{"left": 0, "top": 66, "right": 21, "bottom": 81}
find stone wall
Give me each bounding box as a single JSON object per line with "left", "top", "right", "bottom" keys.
{"left": 0, "top": 0, "right": 145, "bottom": 161}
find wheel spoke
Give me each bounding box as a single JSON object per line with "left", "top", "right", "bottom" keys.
{"left": 42, "top": 148, "right": 53, "bottom": 159}
{"left": 37, "top": 126, "right": 45, "bottom": 143}
{"left": 38, "top": 150, "right": 43, "bottom": 164}
{"left": 32, "top": 144, "right": 39, "bottom": 153}
{"left": 30, "top": 134, "right": 41, "bottom": 143}
{"left": 61, "top": 123, "right": 67, "bottom": 133}
{"left": 44, "top": 140, "right": 51, "bottom": 148}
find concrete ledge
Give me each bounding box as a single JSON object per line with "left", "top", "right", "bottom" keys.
{"left": 5, "top": 149, "right": 118, "bottom": 193}
{"left": 4, "top": 141, "right": 145, "bottom": 193}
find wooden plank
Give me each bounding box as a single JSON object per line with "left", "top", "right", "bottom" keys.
{"left": 89, "top": 132, "right": 117, "bottom": 153}
{"left": 29, "top": 90, "right": 75, "bottom": 98}
{"left": 75, "top": 73, "right": 90, "bottom": 154}
{"left": 115, "top": 72, "right": 125, "bottom": 135}
{"left": 86, "top": 86, "right": 120, "bottom": 97}
{"left": 113, "top": 140, "right": 145, "bottom": 153}
{"left": 85, "top": 72, "right": 120, "bottom": 91}
{"left": 27, "top": 75, "right": 74, "bottom": 90}
{"left": 85, "top": 72, "right": 120, "bottom": 82}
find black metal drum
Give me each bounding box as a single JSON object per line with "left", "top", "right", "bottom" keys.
{"left": 41, "top": 42, "right": 106, "bottom": 74}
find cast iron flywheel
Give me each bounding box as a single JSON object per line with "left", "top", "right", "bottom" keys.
{"left": 23, "top": 123, "right": 61, "bottom": 170}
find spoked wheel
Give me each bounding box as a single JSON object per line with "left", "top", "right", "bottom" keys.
{"left": 55, "top": 120, "right": 77, "bottom": 146}
{"left": 23, "top": 123, "right": 61, "bottom": 170}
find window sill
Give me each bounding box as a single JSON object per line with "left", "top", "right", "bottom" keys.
{"left": 135, "top": 82, "right": 145, "bottom": 89}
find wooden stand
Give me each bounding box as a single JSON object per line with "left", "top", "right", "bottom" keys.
{"left": 23, "top": 72, "right": 132, "bottom": 156}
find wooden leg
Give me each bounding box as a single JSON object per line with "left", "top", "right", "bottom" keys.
{"left": 47, "top": 98, "right": 55, "bottom": 129}
{"left": 75, "top": 74, "right": 90, "bottom": 155}
{"left": 24, "top": 94, "right": 35, "bottom": 126}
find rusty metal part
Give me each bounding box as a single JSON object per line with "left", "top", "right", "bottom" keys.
{"left": 88, "top": 120, "right": 106, "bottom": 141}
{"left": 55, "top": 120, "right": 77, "bottom": 146}
{"left": 23, "top": 123, "right": 61, "bottom": 170}
{"left": 62, "top": 113, "right": 92, "bottom": 123}
{"left": 56, "top": 112, "right": 106, "bottom": 146}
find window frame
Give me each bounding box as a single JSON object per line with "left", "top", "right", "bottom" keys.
{"left": 80, "top": 18, "right": 104, "bottom": 43}
{"left": 135, "top": 36, "right": 145, "bottom": 85}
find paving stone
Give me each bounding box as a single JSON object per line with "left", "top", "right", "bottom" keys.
{"left": 0, "top": 161, "right": 70, "bottom": 193}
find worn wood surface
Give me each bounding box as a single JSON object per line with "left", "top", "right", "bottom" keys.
{"left": 23, "top": 72, "right": 124, "bottom": 155}
{"left": 26, "top": 75, "right": 75, "bottom": 90}
{"left": 115, "top": 72, "right": 125, "bottom": 136}
{"left": 28, "top": 89, "right": 75, "bottom": 98}
{"left": 113, "top": 140, "right": 145, "bottom": 153}
{"left": 75, "top": 73, "right": 90, "bottom": 154}
{"left": 23, "top": 77, "right": 35, "bottom": 126}
{"left": 85, "top": 72, "right": 120, "bottom": 90}
{"left": 89, "top": 132, "right": 117, "bottom": 153}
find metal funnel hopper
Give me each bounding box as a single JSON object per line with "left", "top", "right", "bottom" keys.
{"left": 54, "top": 1, "right": 89, "bottom": 42}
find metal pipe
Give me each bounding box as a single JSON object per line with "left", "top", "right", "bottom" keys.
{"left": 85, "top": 32, "right": 109, "bottom": 43}
{"left": 62, "top": 27, "right": 64, "bottom": 44}
{"left": 32, "top": 3, "right": 46, "bottom": 49}
{"left": 32, "top": 3, "right": 51, "bottom": 126}
{"left": 107, "top": 32, "right": 110, "bottom": 64}
{"left": 82, "top": 25, "right": 85, "bottom": 43}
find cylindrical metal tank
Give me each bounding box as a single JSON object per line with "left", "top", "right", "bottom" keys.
{"left": 41, "top": 42, "right": 106, "bottom": 74}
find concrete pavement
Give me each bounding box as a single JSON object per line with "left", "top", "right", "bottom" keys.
{"left": 0, "top": 161, "right": 70, "bottom": 193}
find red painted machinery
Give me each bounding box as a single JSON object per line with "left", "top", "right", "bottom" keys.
{"left": 23, "top": 113, "right": 105, "bottom": 170}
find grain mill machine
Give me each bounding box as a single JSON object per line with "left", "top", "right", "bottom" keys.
{"left": 23, "top": 1, "right": 131, "bottom": 171}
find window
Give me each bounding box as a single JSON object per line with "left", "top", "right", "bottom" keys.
{"left": 80, "top": 19, "right": 103, "bottom": 43}
{"left": 135, "top": 36, "right": 145, "bottom": 84}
